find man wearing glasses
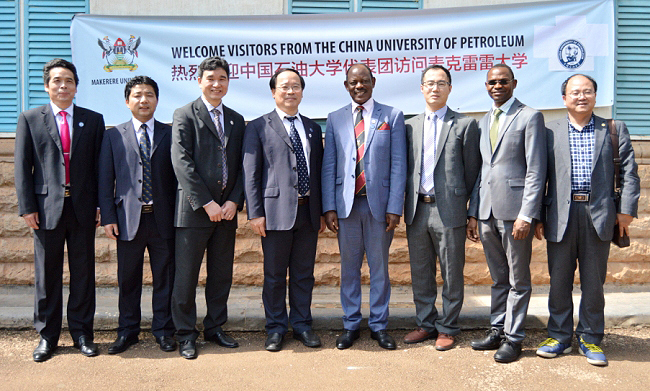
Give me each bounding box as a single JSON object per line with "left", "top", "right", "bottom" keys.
{"left": 534, "top": 74, "right": 639, "bottom": 366}
{"left": 403, "top": 65, "right": 480, "bottom": 350}
{"left": 467, "top": 64, "right": 546, "bottom": 363}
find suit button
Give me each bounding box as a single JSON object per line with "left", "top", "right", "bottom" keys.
{"left": 138, "top": 197, "right": 142, "bottom": 201}
{"left": 293, "top": 167, "right": 297, "bottom": 171}
{"left": 61, "top": 184, "right": 65, "bottom": 187}
{"left": 62, "top": 163, "right": 65, "bottom": 166}
{"left": 352, "top": 158, "right": 356, "bottom": 161}
{"left": 138, "top": 180, "right": 142, "bottom": 183}
{"left": 218, "top": 181, "right": 222, "bottom": 185}
{"left": 139, "top": 162, "right": 142, "bottom": 166}
{"left": 294, "top": 185, "right": 298, "bottom": 189}
{"left": 218, "top": 146, "right": 222, "bottom": 150}
{"left": 351, "top": 175, "right": 354, "bottom": 178}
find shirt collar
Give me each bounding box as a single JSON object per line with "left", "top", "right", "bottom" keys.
{"left": 132, "top": 117, "right": 155, "bottom": 132}
{"left": 426, "top": 106, "right": 448, "bottom": 121}
{"left": 493, "top": 96, "right": 515, "bottom": 115}
{"left": 276, "top": 108, "right": 301, "bottom": 123}
{"left": 352, "top": 98, "right": 374, "bottom": 115}
{"left": 568, "top": 114, "right": 595, "bottom": 133}
{"left": 201, "top": 96, "right": 223, "bottom": 114}
{"left": 50, "top": 102, "right": 73, "bottom": 118}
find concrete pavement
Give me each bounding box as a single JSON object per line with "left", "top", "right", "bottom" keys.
{"left": 1, "top": 284, "right": 649, "bottom": 331}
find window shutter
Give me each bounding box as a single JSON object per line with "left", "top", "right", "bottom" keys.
{"left": 357, "top": 0, "right": 422, "bottom": 12}
{"left": 0, "top": 1, "right": 19, "bottom": 133}
{"left": 290, "top": 0, "right": 353, "bottom": 14}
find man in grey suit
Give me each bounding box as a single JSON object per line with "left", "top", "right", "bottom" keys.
{"left": 171, "top": 57, "right": 245, "bottom": 359}
{"left": 322, "top": 63, "right": 406, "bottom": 350}
{"left": 14, "top": 58, "right": 104, "bottom": 361}
{"left": 467, "top": 64, "right": 546, "bottom": 363}
{"left": 403, "top": 65, "right": 480, "bottom": 350}
{"left": 99, "top": 76, "right": 177, "bottom": 354}
{"left": 534, "top": 74, "right": 639, "bottom": 366}
{"left": 243, "top": 68, "right": 325, "bottom": 352}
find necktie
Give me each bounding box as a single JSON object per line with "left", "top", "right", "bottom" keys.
{"left": 286, "top": 116, "right": 310, "bottom": 196}
{"left": 138, "top": 124, "right": 153, "bottom": 204}
{"left": 211, "top": 108, "right": 228, "bottom": 190}
{"left": 421, "top": 114, "right": 437, "bottom": 192}
{"left": 354, "top": 106, "right": 366, "bottom": 195}
{"left": 490, "top": 108, "right": 502, "bottom": 152}
{"left": 60, "top": 112, "right": 71, "bottom": 185}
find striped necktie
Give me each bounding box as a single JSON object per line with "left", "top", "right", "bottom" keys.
{"left": 354, "top": 106, "right": 366, "bottom": 195}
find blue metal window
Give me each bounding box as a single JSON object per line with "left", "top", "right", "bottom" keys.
{"left": 0, "top": 1, "right": 19, "bottom": 133}
{"left": 615, "top": 0, "right": 650, "bottom": 136}
{"left": 289, "top": 0, "right": 422, "bottom": 14}
{"left": 357, "top": 0, "right": 421, "bottom": 12}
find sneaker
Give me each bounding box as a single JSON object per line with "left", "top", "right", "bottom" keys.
{"left": 578, "top": 337, "right": 608, "bottom": 366}
{"left": 536, "top": 337, "right": 572, "bottom": 358}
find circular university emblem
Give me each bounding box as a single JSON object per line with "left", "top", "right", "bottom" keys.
{"left": 558, "top": 39, "right": 586, "bottom": 69}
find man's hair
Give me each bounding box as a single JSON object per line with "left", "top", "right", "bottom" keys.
{"left": 420, "top": 65, "right": 452, "bottom": 85}
{"left": 345, "top": 63, "right": 374, "bottom": 80}
{"left": 198, "top": 56, "right": 230, "bottom": 79}
{"left": 488, "top": 63, "right": 515, "bottom": 80}
{"left": 561, "top": 74, "right": 598, "bottom": 96}
{"left": 269, "top": 68, "right": 305, "bottom": 90}
{"left": 124, "top": 76, "right": 159, "bottom": 100}
{"left": 43, "top": 58, "right": 79, "bottom": 86}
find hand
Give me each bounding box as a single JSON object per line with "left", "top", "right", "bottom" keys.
{"left": 203, "top": 201, "right": 223, "bottom": 222}
{"left": 324, "top": 211, "right": 339, "bottom": 234}
{"left": 319, "top": 216, "right": 326, "bottom": 234}
{"left": 221, "top": 201, "right": 238, "bottom": 221}
{"left": 616, "top": 213, "right": 634, "bottom": 238}
{"left": 22, "top": 212, "right": 39, "bottom": 230}
{"left": 466, "top": 217, "right": 480, "bottom": 242}
{"left": 512, "top": 218, "right": 531, "bottom": 240}
{"left": 386, "top": 213, "right": 400, "bottom": 232}
{"left": 534, "top": 222, "right": 544, "bottom": 240}
{"left": 250, "top": 217, "right": 266, "bottom": 237}
{"left": 96, "top": 209, "right": 101, "bottom": 228}
{"left": 104, "top": 223, "right": 119, "bottom": 240}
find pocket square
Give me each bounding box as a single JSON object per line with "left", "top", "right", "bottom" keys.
{"left": 378, "top": 122, "right": 390, "bottom": 131}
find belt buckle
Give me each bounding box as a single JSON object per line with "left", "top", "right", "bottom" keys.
{"left": 572, "top": 193, "right": 589, "bottom": 202}
{"left": 142, "top": 204, "right": 153, "bottom": 213}
{"left": 64, "top": 188, "right": 71, "bottom": 197}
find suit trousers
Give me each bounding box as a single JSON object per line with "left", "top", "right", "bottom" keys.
{"left": 479, "top": 216, "right": 533, "bottom": 343}
{"left": 33, "top": 198, "right": 95, "bottom": 345}
{"left": 338, "top": 196, "right": 393, "bottom": 332}
{"left": 116, "top": 211, "right": 175, "bottom": 339}
{"left": 171, "top": 222, "right": 236, "bottom": 342}
{"left": 406, "top": 200, "right": 466, "bottom": 336}
{"left": 547, "top": 201, "right": 610, "bottom": 345}
{"left": 261, "top": 203, "right": 318, "bottom": 335}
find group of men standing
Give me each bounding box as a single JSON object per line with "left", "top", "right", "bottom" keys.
{"left": 15, "top": 56, "right": 639, "bottom": 367}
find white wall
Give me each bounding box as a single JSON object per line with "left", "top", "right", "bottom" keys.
{"left": 90, "top": 0, "right": 284, "bottom": 16}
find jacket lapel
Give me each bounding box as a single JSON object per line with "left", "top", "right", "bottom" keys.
{"left": 269, "top": 111, "right": 293, "bottom": 149}
{"left": 42, "top": 104, "right": 63, "bottom": 153}
{"left": 592, "top": 116, "right": 608, "bottom": 172}
{"left": 411, "top": 113, "right": 425, "bottom": 183}
{"left": 434, "top": 109, "right": 454, "bottom": 168}
{"left": 363, "top": 103, "right": 382, "bottom": 156}
{"left": 121, "top": 121, "right": 141, "bottom": 157}
{"left": 493, "top": 99, "right": 522, "bottom": 157}
{"left": 71, "top": 105, "right": 86, "bottom": 155}
{"left": 194, "top": 98, "right": 220, "bottom": 140}
{"left": 301, "top": 115, "right": 319, "bottom": 170}
{"left": 151, "top": 120, "right": 166, "bottom": 156}
{"left": 222, "top": 105, "right": 233, "bottom": 147}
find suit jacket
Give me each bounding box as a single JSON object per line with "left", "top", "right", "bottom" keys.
{"left": 322, "top": 101, "right": 406, "bottom": 222}
{"left": 243, "top": 111, "right": 323, "bottom": 231}
{"left": 98, "top": 120, "right": 177, "bottom": 241}
{"left": 404, "top": 108, "right": 481, "bottom": 227}
{"left": 469, "top": 98, "right": 546, "bottom": 221}
{"left": 171, "top": 97, "right": 245, "bottom": 228}
{"left": 542, "top": 116, "right": 640, "bottom": 242}
{"left": 14, "top": 104, "right": 105, "bottom": 229}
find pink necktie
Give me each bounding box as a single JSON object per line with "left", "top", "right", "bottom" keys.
{"left": 60, "top": 112, "right": 71, "bottom": 185}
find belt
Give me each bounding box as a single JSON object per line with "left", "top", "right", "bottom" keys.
{"left": 142, "top": 204, "right": 154, "bottom": 213}
{"left": 572, "top": 193, "right": 590, "bottom": 202}
{"left": 418, "top": 194, "right": 435, "bottom": 203}
{"left": 298, "top": 196, "right": 309, "bottom": 206}
{"left": 64, "top": 186, "right": 71, "bottom": 198}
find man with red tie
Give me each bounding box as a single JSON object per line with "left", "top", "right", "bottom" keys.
{"left": 15, "top": 58, "right": 105, "bottom": 362}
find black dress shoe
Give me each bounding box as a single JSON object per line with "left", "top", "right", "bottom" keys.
{"left": 370, "top": 330, "right": 397, "bottom": 350}
{"left": 33, "top": 338, "right": 56, "bottom": 362}
{"left": 156, "top": 336, "right": 177, "bottom": 352}
{"left": 336, "top": 329, "right": 360, "bottom": 350}
{"left": 471, "top": 328, "right": 504, "bottom": 350}
{"left": 179, "top": 340, "right": 197, "bottom": 359}
{"left": 108, "top": 335, "right": 139, "bottom": 354}
{"left": 293, "top": 330, "right": 321, "bottom": 348}
{"left": 205, "top": 329, "right": 239, "bottom": 348}
{"left": 265, "top": 333, "right": 284, "bottom": 352}
{"left": 74, "top": 335, "right": 98, "bottom": 357}
{"left": 494, "top": 339, "right": 522, "bottom": 363}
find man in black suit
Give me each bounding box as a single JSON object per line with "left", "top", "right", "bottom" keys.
{"left": 14, "top": 58, "right": 105, "bottom": 362}
{"left": 171, "top": 56, "right": 245, "bottom": 359}
{"left": 243, "top": 68, "right": 325, "bottom": 352}
{"left": 99, "top": 76, "right": 177, "bottom": 354}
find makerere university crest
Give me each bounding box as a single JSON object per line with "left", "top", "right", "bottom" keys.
{"left": 98, "top": 35, "right": 141, "bottom": 72}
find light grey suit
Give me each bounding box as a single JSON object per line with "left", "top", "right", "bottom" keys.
{"left": 469, "top": 98, "right": 546, "bottom": 343}
{"left": 542, "top": 116, "right": 639, "bottom": 345}
{"left": 405, "top": 108, "right": 480, "bottom": 335}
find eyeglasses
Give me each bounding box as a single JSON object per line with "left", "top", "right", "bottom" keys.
{"left": 277, "top": 85, "right": 302, "bottom": 92}
{"left": 487, "top": 79, "right": 511, "bottom": 86}
{"left": 567, "top": 90, "right": 595, "bottom": 98}
{"left": 422, "top": 81, "right": 450, "bottom": 89}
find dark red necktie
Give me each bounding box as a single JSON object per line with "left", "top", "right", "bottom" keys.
{"left": 60, "top": 112, "right": 71, "bottom": 185}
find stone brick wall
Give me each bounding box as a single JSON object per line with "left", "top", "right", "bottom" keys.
{"left": 1, "top": 138, "right": 649, "bottom": 286}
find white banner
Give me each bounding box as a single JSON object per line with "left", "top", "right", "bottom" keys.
{"left": 71, "top": 0, "right": 614, "bottom": 125}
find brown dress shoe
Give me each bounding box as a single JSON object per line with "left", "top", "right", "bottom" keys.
{"left": 435, "top": 333, "right": 455, "bottom": 351}
{"left": 404, "top": 328, "right": 437, "bottom": 344}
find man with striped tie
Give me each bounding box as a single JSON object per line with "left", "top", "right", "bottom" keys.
{"left": 322, "top": 63, "right": 407, "bottom": 350}
{"left": 99, "top": 76, "right": 177, "bottom": 354}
